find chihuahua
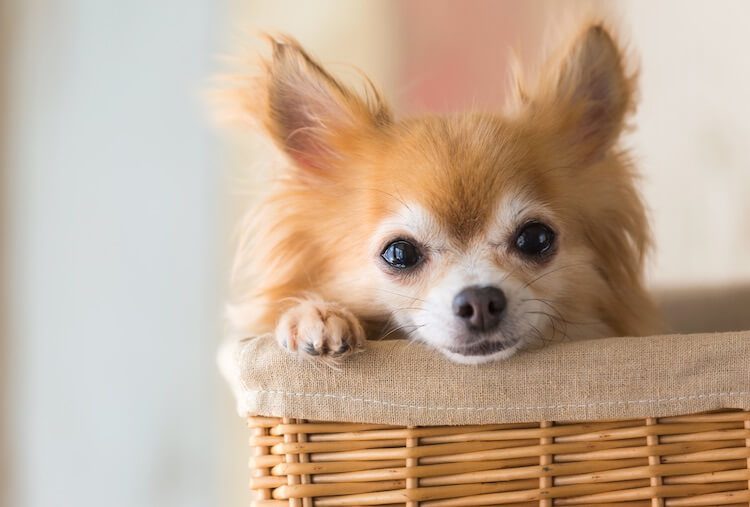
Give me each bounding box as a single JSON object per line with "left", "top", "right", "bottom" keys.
{"left": 225, "top": 22, "right": 662, "bottom": 364}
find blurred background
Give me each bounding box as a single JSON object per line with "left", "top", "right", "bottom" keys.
{"left": 1, "top": 1, "right": 748, "bottom": 506}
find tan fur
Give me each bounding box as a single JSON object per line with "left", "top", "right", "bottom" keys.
{"left": 222, "top": 23, "right": 663, "bottom": 362}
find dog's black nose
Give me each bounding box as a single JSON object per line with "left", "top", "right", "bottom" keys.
{"left": 452, "top": 285, "right": 507, "bottom": 333}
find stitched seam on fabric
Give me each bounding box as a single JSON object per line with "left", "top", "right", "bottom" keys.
{"left": 245, "top": 389, "right": 750, "bottom": 412}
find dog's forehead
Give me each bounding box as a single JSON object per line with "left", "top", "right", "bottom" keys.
{"left": 388, "top": 116, "right": 530, "bottom": 242}
{"left": 382, "top": 194, "right": 536, "bottom": 250}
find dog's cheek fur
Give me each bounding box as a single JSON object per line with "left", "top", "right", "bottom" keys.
{"left": 563, "top": 155, "right": 662, "bottom": 337}
{"left": 511, "top": 135, "right": 662, "bottom": 338}
{"left": 226, "top": 151, "right": 395, "bottom": 336}
{"left": 518, "top": 24, "right": 662, "bottom": 337}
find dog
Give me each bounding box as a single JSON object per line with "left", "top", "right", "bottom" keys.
{"left": 224, "top": 21, "right": 662, "bottom": 364}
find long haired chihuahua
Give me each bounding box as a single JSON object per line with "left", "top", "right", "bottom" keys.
{"left": 225, "top": 22, "right": 662, "bottom": 364}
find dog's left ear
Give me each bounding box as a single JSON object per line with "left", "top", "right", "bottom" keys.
{"left": 530, "top": 24, "right": 635, "bottom": 165}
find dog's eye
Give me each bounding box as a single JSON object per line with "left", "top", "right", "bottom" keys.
{"left": 514, "top": 222, "right": 555, "bottom": 257}
{"left": 381, "top": 240, "right": 422, "bottom": 269}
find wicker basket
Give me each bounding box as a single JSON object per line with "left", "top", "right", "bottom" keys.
{"left": 247, "top": 411, "right": 750, "bottom": 506}
{"left": 221, "top": 328, "right": 750, "bottom": 506}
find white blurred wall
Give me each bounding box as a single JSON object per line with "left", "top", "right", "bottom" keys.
{"left": 4, "top": 1, "right": 226, "bottom": 506}
{"left": 624, "top": 0, "right": 750, "bottom": 287}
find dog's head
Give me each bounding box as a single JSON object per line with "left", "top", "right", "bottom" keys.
{"left": 237, "top": 24, "right": 659, "bottom": 363}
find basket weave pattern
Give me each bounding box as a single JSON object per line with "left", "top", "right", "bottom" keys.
{"left": 248, "top": 410, "right": 750, "bottom": 506}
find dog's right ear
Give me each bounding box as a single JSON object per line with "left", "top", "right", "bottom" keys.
{"left": 256, "top": 35, "right": 391, "bottom": 174}
{"left": 518, "top": 24, "right": 636, "bottom": 166}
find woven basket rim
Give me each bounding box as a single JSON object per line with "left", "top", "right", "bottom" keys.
{"left": 221, "top": 330, "right": 750, "bottom": 426}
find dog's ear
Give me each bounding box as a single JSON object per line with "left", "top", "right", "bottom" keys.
{"left": 531, "top": 24, "right": 635, "bottom": 165}
{"left": 257, "top": 35, "right": 391, "bottom": 173}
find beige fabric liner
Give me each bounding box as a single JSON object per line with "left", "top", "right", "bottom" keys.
{"left": 222, "top": 330, "right": 750, "bottom": 426}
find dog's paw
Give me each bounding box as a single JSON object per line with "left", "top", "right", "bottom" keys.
{"left": 275, "top": 299, "right": 365, "bottom": 359}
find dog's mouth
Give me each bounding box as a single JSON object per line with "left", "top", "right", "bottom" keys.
{"left": 445, "top": 337, "right": 520, "bottom": 357}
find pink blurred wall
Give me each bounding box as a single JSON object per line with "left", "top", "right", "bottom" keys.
{"left": 397, "top": 0, "right": 542, "bottom": 114}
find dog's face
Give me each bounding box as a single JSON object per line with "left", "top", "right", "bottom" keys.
{"left": 365, "top": 122, "right": 577, "bottom": 362}
{"left": 241, "top": 25, "right": 657, "bottom": 363}
{"left": 363, "top": 113, "right": 621, "bottom": 363}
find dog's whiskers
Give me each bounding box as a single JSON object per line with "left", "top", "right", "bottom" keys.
{"left": 525, "top": 310, "right": 572, "bottom": 343}
{"left": 389, "top": 306, "right": 428, "bottom": 313}
{"left": 372, "top": 288, "right": 427, "bottom": 304}
{"left": 520, "top": 262, "right": 589, "bottom": 291}
{"left": 378, "top": 322, "right": 425, "bottom": 341}
{"left": 522, "top": 298, "right": 599, "bottom": 326}
{"left": 399, "top": 325, "right": 427, "bottom": 351}
{"left": 524, "top": 321, "right": 550, "bottom": 351}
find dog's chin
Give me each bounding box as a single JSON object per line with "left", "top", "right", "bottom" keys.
{"left": 438, "top": 337, "right": 524, "bottom": 365}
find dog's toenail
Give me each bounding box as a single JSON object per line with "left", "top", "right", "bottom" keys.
{"left": 303, "top": 343, "right": 320, "bottom": 355}
{"left": 333, "top": 343, "right": 350, "bottom": 356}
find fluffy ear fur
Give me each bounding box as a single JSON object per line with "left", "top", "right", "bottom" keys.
{"left": 525, "top": 24, "right": 636, "bottom": 165}
{"left": 256, "top": 35, "right": 391, "bottom": 173}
